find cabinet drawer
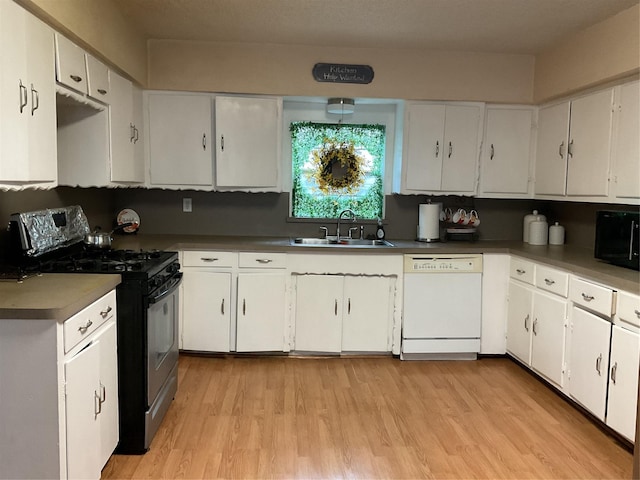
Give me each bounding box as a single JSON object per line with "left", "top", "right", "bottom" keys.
{"left": 85, "top": 54, "right": 110, "bottom": 102}
{"left": 239, "top": 252, "right": 287, "bottom": 269}
{"left": 182, "top": 250, "right": 237, "bottom": 268}
{"left": 535, "top": 266, "right": 569, "bottom": 297}
{"left": 617, "top": 291, "right": 640, "bottom": 329}
{"left": 510, "top": 257, "right": 535, "bottom": 284}
{"left": 55, "top": 34, "right": 88, "bottom": 93}
{"left": 569, "top": 277, "right": 615, "bottom": 317}
{"left": 64, "top": 290, "right": 116, "bottom": 353}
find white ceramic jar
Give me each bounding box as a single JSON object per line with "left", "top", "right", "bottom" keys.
{"left": 529, "top": 216, "right": 549, "bottom": 245}
{"left": 523, "top": 210, "right": 546, "bottom": 243}
{"left": 549, "top": 222, "right": 565, "bottom": 245}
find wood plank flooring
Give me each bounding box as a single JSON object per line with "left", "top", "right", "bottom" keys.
{"left": 102, "top": 355, "right": 632, "bottom": 479}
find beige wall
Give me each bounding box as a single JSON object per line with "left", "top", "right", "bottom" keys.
{"left": 534, "top": 4, "right": 640, "bottom": 103}
{"left": 148, "top": 40, "right": 535, "bottom": 103}
{"left": 18, "top": 0, "right": 147, "bottom": 85}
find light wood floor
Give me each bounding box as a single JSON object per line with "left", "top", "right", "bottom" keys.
{"left": 102, "top": 355, "right": 632, "bottom": 479}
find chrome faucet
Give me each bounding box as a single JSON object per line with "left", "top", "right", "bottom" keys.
{"left": 336, "top": 209, "right": 357, "bottom": 240}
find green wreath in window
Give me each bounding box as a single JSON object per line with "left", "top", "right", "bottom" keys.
{"left": 308, "top": 139, "right": 366, "bottom": 194}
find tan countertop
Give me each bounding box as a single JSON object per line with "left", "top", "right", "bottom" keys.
{"left": 0, "top": 273, "right": 121, "bottom": 321}
{"left": 111, "top": 234, "right": 640, "bottom": 295}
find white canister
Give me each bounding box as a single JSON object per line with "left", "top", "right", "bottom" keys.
{"left": 523, "top": 210, "right": 546, "bottom": 243}
{"left": 529, "top": 216, "right": 549, "bottom": 245}
{"left": 549, "top": 222, "right": 565, "bottom": 245}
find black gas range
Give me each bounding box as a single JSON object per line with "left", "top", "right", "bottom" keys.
{"left": 6, "top": 206, "right": 182, "bottom": 454}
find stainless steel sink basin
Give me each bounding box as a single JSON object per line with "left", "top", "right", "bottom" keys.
{"left": 291, "top": 237, "right": 394, "bottom": 247}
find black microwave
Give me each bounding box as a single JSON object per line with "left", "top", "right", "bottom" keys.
{"left": 594, "top": 210, "right": 640, "bottom": 270}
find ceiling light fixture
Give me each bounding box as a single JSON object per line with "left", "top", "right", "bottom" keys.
{"left": 326, "top": 97, "right": 355, "bottom": 115}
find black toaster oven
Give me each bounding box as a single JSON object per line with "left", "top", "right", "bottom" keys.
{"left": 594, "top": 210, "right": 640, "bottom": 270}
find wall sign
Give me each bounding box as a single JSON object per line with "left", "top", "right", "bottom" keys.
{"left": 312, "top": 63, "right": 374, "bottom": 84}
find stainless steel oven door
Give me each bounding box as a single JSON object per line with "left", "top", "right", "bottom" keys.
{"left": 147, "top": 273, "right": 182, "bottom": 405}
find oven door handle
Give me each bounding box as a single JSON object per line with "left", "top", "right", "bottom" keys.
{"left": 149, "top": 273, "right": 183, "bottom": 304}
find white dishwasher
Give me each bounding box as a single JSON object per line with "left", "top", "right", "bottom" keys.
{"left": 402, "top": 254, "right": 483, "bottom": 360}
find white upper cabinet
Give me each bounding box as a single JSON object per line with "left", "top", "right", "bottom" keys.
{"left": 479, "top": 106, "right": 534, "bottom": 196}
{"left": 147, "top": 92, "right": 214, "bottom": 189}
{"left": 402, "top": 102, "right": 482, "bottom": 194}
{"left": 85, "top": 54, "right": 110, "bottom": 103}
{"left": 54, "top": 33, "right": 88, "bottom": 94}
{"left": 214, "top": 95, "right": 282, "bottom": 191}
{"left": 0, "top": 1, "right": 57, "bottom": 188}
{"left": 611, "top": 81, "right": 640, "bottom": 200}
{"left": 535, "top": 88, "right": 614, "bottom": 198}
{"left": 110, "top": 71, "right": 144, "bottom": 183}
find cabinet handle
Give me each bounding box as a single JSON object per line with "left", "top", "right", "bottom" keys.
{"left": 203, "top": 134, "right": 207, "bottom": 150}
{"left": 78, "top": 319, "right": 93, "bottom": 333}
{"left": 19, "top": 80, "right": 27, "bottom": 113}
{"left": 200, "top": 257, "right": 219, "bottom": 262}
{"left": 100, "top": 306, "right": 113, "bottom": 318}
{"left": 558, "top": 141, "right": 564, "bottom": 159}
{"left": 30, "top": 84, "right": 39, "bottom": 115}
{"left": 544, "top": 278, "right": 555, "bottom": 285}
{"left": 221, "top": 298, "right": 225, "bottom": 315}
{"left": 581, "top": 293, "right": 595, "bottom": 302}
{"left": 611, "top": 362, "right": 617, "bottom": 384}
{"left": 524, "top": 314, "right": 530, "bottom": 332}
{"left": 435, "top": 141, "right": 439, "bottom": 158}
{"left": 532, "top": 318, "right": 538, "bottom": 336}
{"left": 490, "top": 144, "right": 494, "bottom": 160}
{"left": 242, "top": 298, "right": 246, "bottom": 316}
{"left": 130, "top": 123, "right": 136, "bottom": 142}
{"left": 634, "top": 309, "right": 640, "bottom": 318}
{"left": 100, "top": 383, "right": 106, "bottom": 403}
{"left": 97, "top": 88, "right": 107, "bottom": 95}
{"left": 348, "top": 298, "right": 351, "bottom": 315}
{"left": 448, "top": 141, "right": 453, "bottom": 158}
{"left": 133, "top": 126, "right": 140, "bottom": 144}
{"left": 256, "top": 259, "right": 273, "bottom": 264}
{"left": 595, "top": 353, "right": 602, "bottom": 375}
{"left": 567, "top": 139, "right": 574, "bottom": 158}
{"left": 94, "top": 390, "right": 102, "bottom": 415}
{"left": 221, "top": 135, "right": 224, "bottom": 152}
{"left": 69, "top": 74, "right": 83, "bottom": 83}
{"left": 334, "top": 299, "right": 338, "bottom": 316}
{"left": 516, "top": 268, "right": 526, "bottom": 275}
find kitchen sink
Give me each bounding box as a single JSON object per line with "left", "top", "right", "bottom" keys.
{"left": 290, "top": 237, "right": 394, "bottom": 247}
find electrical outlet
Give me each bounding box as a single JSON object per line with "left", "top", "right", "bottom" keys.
{"left": 182, "top": 198, "right": 192, "bottom": 213}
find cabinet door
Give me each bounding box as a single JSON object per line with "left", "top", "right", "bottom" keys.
{"left": 110, "top": 72, "right": 143, "bottom": 183}
{"left": 403, "top": 104, "right": 445, "bottom": 191}
{"left": 480, "top": 108, "right": 532, "bottom": 194}
{"left": 566, "top": 89, "right": 613, "bottom": 196}
{"left": 65, "top": 340, "right": 101, "bottom": 480}
{"left": 96, "top": 321, "right": 119, "bottom": 467}
{"left": 294, "top": 275, "right": 343, "bottom": 353}
{"left": 181, "top": 270, "right": 231, "bottom": 352}
{"left": 613, "top": 81, "right": 640, "bottom": 199}
{"left": 215, "top": 96, "right": 280, "bottom": 188}
{"left": 531, "top": 291, "right": 567, "bottom": 387}
{"left": 506, "top": 280, "right": 533, "bottom": 364}
{"left": 568, "top": 306, "right": 611, "bottom": 420}
{"left": 236, "top": 273, "right": 286, "bottom": 352}
{"left": 86, "top": 54, "right": 110, "bottom": 102}
{"left": 534, "top": 102, "right": 570, "bottom": 195}
{"left": 342, "top": 276, "right": 391, "bottom": 352}
{"left": 55, "top": 33, "right": 87, "bottom": 93}
{"left": 441, "top": 105, "right": 481, "bottom": 192}
{"left": 606, "top": 325, "right": 640, "bottom": 441}
{"left": 148, "top": 93, "right": 213, "bottom": 187}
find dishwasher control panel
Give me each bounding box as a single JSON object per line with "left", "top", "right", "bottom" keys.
{"left": 404, "top": 254, "right": 483, "bottom": 273}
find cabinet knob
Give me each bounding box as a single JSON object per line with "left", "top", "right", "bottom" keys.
{"left": 544, "top": 278, "right": 555, "bottom": 285}
{"left": 97, "top": 88, "right": 107, "bottom": 95}
{"left": 69, "top": 74, "right": 83, "bottom": 83}
{"left": 516, "top": 268, "right": 526, "bottom": 275}
{"left": 100, "top": 306, "right": 113, "bottom": 318}
{"left": 78, "top": 319, "right": 93, "bottom": 333}
{"left": 581, "top": 293, "right": 594, "bottom": 302}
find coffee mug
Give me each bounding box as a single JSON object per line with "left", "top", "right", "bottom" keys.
{"left": 452, "top": 208, "right": 467, "bottom": 224}
{"left": 442, "top": 208, "right": 453, "bottom": 222}
{"left": 468, "top": 210, "right": 480, "bottom": 227}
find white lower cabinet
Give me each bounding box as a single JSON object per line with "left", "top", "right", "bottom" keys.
{"left": 568, "top": 306, "right": 612, "bottom": 421}
{"left": 181, "top": 269, "right": 232, "bottom": 352}
{"left": 506, "top": 279, "right": 533, "bottom": 364}
{"left": 236, "top": 272, "right": 286, "bottom": 352}
{"left": 606, "top": 325, "right": 640, "bottom": 441}
{"left": 65, "top": 321, "right": 119, "bottom": 479}
{"left": 530, "top": 291, "right": 567, "bottom": 387}
{"left": 294, "top": 274, "right": 392, "bottom": 353}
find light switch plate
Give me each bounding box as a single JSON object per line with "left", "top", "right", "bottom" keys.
{"left": 182, "top": 198, "right": 192, "bottom": 213}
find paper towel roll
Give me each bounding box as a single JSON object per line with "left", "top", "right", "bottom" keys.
{"left": 418, "top": 203, "right": 441, "bottom": 241}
